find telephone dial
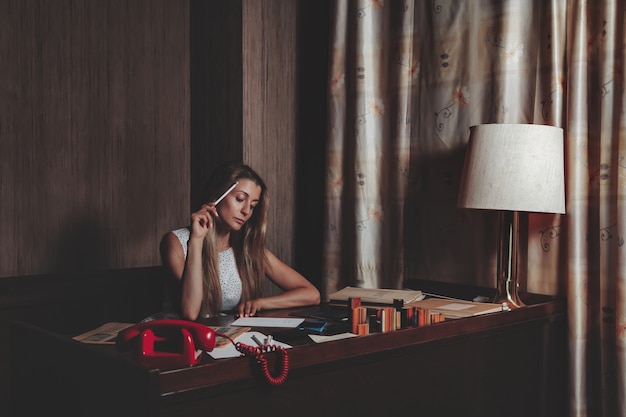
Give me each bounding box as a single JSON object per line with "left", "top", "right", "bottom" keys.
{"left": 116, "top": 319, "right": 289, "bottom": 385}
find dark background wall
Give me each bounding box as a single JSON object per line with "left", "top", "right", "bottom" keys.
{"left": 0, "top": 0, "right": 330, "bottom": 410}
{"left": 0, "top": 0, "right": 190, "bottom": 277}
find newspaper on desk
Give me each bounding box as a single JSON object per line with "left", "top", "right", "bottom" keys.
{"left": 72, "top": 322, "right": 134, "bottom": 344}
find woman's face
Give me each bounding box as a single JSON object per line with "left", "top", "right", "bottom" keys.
{"left": 215, "top": 178, "right": 262, "bottom": 231}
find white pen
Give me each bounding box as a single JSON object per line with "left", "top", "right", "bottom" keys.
{"left": 214, "top": 181, "right": 239, "bottom": 205}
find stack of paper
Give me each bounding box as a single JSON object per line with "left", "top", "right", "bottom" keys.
{"left": 406, "top": 297, "right": 504, "bottom": 318}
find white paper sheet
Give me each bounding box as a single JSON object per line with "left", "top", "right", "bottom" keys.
{"left": 308, "top": 332, "right": 358, "bottom": 343}
{"left": 230, "top": 317, "right": 304, "bottom": 328}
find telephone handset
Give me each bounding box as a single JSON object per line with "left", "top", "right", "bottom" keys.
{"left": 116, "top": 319, "right": 289, "bottom": 385}
{"left": 116, "top": 319, "right": 215, "bottom": 369}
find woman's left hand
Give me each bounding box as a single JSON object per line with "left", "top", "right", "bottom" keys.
{"left": 237, "top": 299, "right": 263, "bottom": 317}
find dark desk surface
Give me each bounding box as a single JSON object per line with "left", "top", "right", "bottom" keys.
{"left": 159, "top": 296, "right": 563, "bottom": 395}
{"left": 11, "top": 283, "right": 567, "bottom": 417}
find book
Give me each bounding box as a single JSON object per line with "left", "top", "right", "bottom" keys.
{"left": 406, "top": 297, "right": 505, "bottom": 319}
{"left": 209, "top": 326, "right": 251, "bottom": 348}
{"left": 328, "top": 286, "right": 425, "bottom": 306}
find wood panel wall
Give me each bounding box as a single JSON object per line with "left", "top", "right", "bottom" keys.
{"left": 0, "top": 0, "right": 326, "bottom": 281}
{"left": 0, "top": 0, "right": 190, "bottom": 277}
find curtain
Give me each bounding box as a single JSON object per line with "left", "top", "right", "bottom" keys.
{"left": 322, "top": 1, "right": 625, "bottom": 416}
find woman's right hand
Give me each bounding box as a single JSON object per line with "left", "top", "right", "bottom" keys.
{"left": 190, "top": 203, "right": 218, "bottom": 239}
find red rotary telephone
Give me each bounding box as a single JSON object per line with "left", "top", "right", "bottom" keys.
{"left": 116, "top": 319, "right": 215, "bottom": 369}
{"left": 116, "top": 319, "right": 289, "bottom": 385}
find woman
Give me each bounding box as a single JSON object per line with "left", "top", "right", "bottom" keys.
{"left": 160, "top": 162, "right": 320, "bottom": 320}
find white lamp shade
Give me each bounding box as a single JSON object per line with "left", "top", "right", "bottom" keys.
{"left": 457, "top": 124, "right": 566, "bottom": 214}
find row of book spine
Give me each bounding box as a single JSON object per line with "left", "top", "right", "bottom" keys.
{"left": 350, "top": 298, "right": 445, "bottom": 335}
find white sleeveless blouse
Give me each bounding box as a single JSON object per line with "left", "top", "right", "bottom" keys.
{"left": 171, "top": 227, "right": 242, "bottom": 312}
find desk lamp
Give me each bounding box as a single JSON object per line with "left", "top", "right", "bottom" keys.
{"left": 457, "top": 124, "right": 565, "bottom": 308}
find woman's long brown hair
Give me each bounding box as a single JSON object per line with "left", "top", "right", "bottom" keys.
{"left": 198, "top": 162, "right": 268, "bottom": 317}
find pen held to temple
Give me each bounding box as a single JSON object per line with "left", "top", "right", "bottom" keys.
{"left": 214, "top": 181, "right": 239, "bottom": 206}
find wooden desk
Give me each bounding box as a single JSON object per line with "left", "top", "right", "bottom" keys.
{"left": 11, "top": 285, "right": 566, "bottom": 417}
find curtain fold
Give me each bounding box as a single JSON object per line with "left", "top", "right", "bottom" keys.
{"left": 323, "top": 1, "right": 626, "bottom": 416}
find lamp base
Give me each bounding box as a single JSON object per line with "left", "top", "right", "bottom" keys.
{"left": 492, "top": 210, "right": 525, "bottom": 309}
{"left": 492, "top": 278, "right": 525, "bottom": 309}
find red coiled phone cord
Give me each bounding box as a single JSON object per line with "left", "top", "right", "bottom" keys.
{"left": 217, "top": 333, "right": 289, "bottom": 386}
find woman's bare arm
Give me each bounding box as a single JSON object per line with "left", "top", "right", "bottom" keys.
{"left": 236, "top": 249, "right": 320, "bottom": 317}
{"left": 160, "top": 231, "right": 205, "bottom": 321}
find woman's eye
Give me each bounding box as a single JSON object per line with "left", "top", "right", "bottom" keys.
{"left": 236, "top": 197, "right": 244, "bottom": 203}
